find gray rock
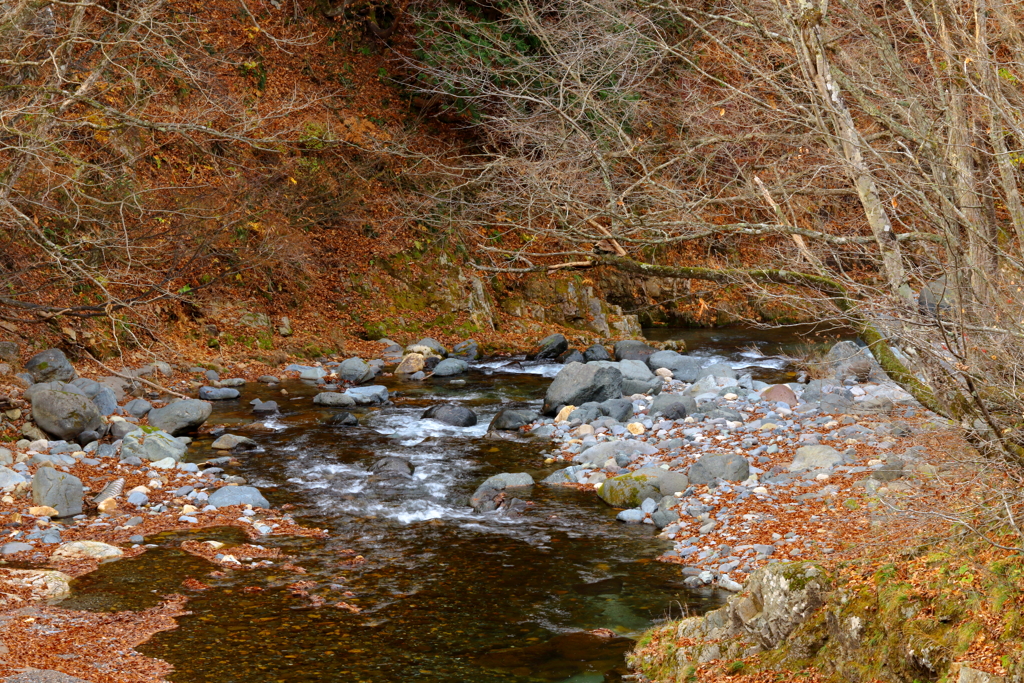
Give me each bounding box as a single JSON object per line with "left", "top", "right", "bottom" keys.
{"left": 919, "top": 276, "right": 953, "bottom": 316}
{"left": 127, "top": 491, "right": 149, "bottom": 507}
{"left": 617, "top": 509, "right": 645, "bottom": 523}
{"left": 69, "top": 377, "right": 101, "bottom": 397}
{"left": 478, "top": 472, "right": 533, "bottom": 490}
{"left": 542, "top": 362, "right": 623, "bottom": 415}
{"left": 32, "top": 466, "right": 83, "bottom": 517}
{"left": 488, "top": 409, "right": 539, "bottom": 431}
{"left": 649, "top": 393, "right": 695, "bottom": 420}
{"left": 599, "top": 470, "right": 663, "bottom": 507}
{"left": 109, "top": 421, "right": 138, "bottom": 441}
{"left": 658, "top": 472, "right": 690, "bottom": 495}
{"left": 324, "top": 412, "right": 358, "bottom": 427}
{"left": 211, "top": 434, "right": 258, "bottom": 450}
{"left": 688, "top": 453, "right": 750, "bottom": 486}
{"left": 123, "top": 398, "right": 152, "bottom": 418}
{"left": 30, "top": 390, "right": 102, "bottom": 441}
{"left": 558, "top": 349, "right": 585, "bottom": 365}
{"left": 314, "top": 392, "right": 356, "bottom": 407}
{"left": 469, "top": 486, "right": 503, "bottom": 513}
{"left": 121, "top": 427, "right": 187, "bottom": 462}
{"left": 601, "top": 398, "right": 634, "bottom": 422}
{"left": 529, "top": 334, "right": 568, "bottom": 360}
{"left": 697, "top": 363, "right": 737, "bottom": 380}
{"left": 76, "top": 430, "right": 99, "bottom": 447}
{"left": 422, "top": 404, "right": 478, "bottom": 427}
{"left": 252, "top": 400, "right": 279, "bottom": 414}
{"left": 199, "top": 386, "right": 239, "bottom": 400}
{"left": 613, "top": 340, "right": 657, "bottom": 362}
{"left": 1, "top": 542, "right": 34, "bottom": 555}
{"left": 344, "top": 385, "right": 389, "bottom": 405}
{"left": 0, "top": 466, "right": 27, "bottom": 489}
{"left": 433, "top": 358, "right": 469, "bottom": 376}
{"left": 337, "top": 358, "right": 376, "bottom": 384}
{"left": 826, "top": 341, "right": 885, "bottom": 383}
{"left": 91, "top": 386, "right": 118, "bottom": 416}
{"left": 542, "top": 466, "right": 584, "bottom": 484}
{"left": 258, "top": 375, "right": 280, "bottom": 383}
{"left": 207, "top": 485, "right": 269, "bottom": 509}
{"left": 148, "top": 399, "right": 212, "bottom": 435}
{"left": 25, "top": 349, "right": 77, "bottom": 383}
{"left": 789, "top": 445, "right": 843, "bottom": 472}
{"left": 451, "top": 339, "right": 480, "bottom": 360}
{"left": 647, "top": 351, "right": 703, "bottom": 383}
{"left": 622, "top": 377, "right": 663, "bottom": 396}
{"left": 406, "top": 337, "right": 447, "bottom": 358}
{"left": 219, "top": 378, "right": 246, "bottom": 387}
{"left": 574, "top": 440, "right": 658, "bottom": 466}
{"left": 582, "top": 344, "right": 611, "bottom": 363}
{"left": 0, "top": 341, "right": 20, "bottom": 363}
{"left": 372, "top": 456, "right": 413, "bottom": 476}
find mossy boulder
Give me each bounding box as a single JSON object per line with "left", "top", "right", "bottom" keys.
{"left": 598, "top": 470, "right": 662, "bottom": 508}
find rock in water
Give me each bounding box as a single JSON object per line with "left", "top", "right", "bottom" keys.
{"left": 451, "top": 339, "right": 480, "bottom": 360}
{"left": 433, "top": 358, "right": 469, "bottom": 376}
{"left": 529, "top": 334, "right": 569, "bottom": 360}
{"left": 488, "top": 409, "right": 539, "bottom": 431}
{"left": 324, "top": 412, "right": 359, "bottom": 427}
{"left": 32, "top": 466, "right": 83, "bottom": 517}
{"left": 542, "top": 362, "right": 623, "bottom": 415}
{"left": 314, "top": 392, "right": 356, "bottom": 407}
{"left": 30, "top": 390, "right": 102, "bottom": 441}
{"left": 25, "top": 349, "right": 77, "bottom": 383}
{"left": 147, "top": 399, "right": 212, "bottom": 435}
{"left": 646, "top": 351, "right": 703, "bottom": 383}
{"left": 372, "top": 456, "right": 413, "bottom": 476}
{"left": 688, "top": 453, "right": 750, "bottom": 486}
{"left": 199, "top": 386, "right": 239, "bottom": 400}
{"left": 598, "top": 470, "right": 663, "bottom": 507}
{"left": 344, "top": 386, "right": 389, "bottom": 405}
{"left": 422, "top": 404, "right": 478, "bottom": 427}
{"left": 52, "top": 541, "right": 123, "bottom": 561}
{"left": 337, "top": 357, "right": 375, "bottom": 384}
{"left": 207, "top": 486, "right": 269, "bottom": 508}
{"left": 613, "top": 340, "right": 657, "bottom": 362}
{"left": 211, "top": 434, "right": 258, "bottom": 450}
{"left": 395, "top": 353, "right": 426, "bottom": 375}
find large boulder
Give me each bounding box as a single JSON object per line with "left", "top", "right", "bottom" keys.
{"left": 649, "top": 393, "right": 696, "bottom": 420}
{"left": 30, "top": 390, "right": 102, "bottom": 441}
{"left": 32, "top": 466, "right": 83, "bottom": 517}
{"left": 688, "top": 453, "right": 750, "bottom": 486}
{"left": 529, "top": 334, "right": 569, "bottom": 360}
{"left": 542, "top": 362, "right": 623, "bottom": 415}
{"left": 488, "top": 409, "right": 539, "bottom": 431}
{"left": 647, "top": 351, "right": 703, "bottom": 383}
{"left": 147, "top": 399, "right": 212, "bottom": 435}
{"left": 433, "top": 358, "right": 469, "bottom": 376}
{"left": 451, "top": 339, "right": 480, "bottom": 360}
{"left": 207, "top": 485, "right": 269, "bottom": 509}
{"left": 121, "top": 427, "right": 187, "bottom": 462}
{"left": 337, "top": 358, "right": 375, "bottom": 384}
{"left": 613, "top": 340, "right": 658, "bottom": 362}
{"left": 583, "top": 344, "right": 611, "bottom": 362}
{"left": 598, "top": 470, "right": 663, "bottom": 507}
{"left": 25, "top": 349, "right": 77, "bottom": 383}
{"left": 422, "top": 404, "right": 478, "bottom": 427}
{"left": 477, "top": 472, "right": 533, "bottom": 490}
{"left": 789, "top": 445, "right": 843, "bottom": 472}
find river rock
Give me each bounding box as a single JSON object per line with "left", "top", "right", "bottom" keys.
{"left": 407, "top": 338, "right": 447, "bottom": 358}
{"left": 688, "top": 453, "right": 750, "bottom": 486}
{"left": 211, "top": 434, "right": 257, "bottom": 450}
{"left": 542, "top": 362, "right": 623, "bottom": 415}
{"left": 0, "top": 466, "right": 26, "bottom": 490}
{"left": 1, "top": 543, "right": 34, "bottom": 555}
{"left": 252, "top": 399, "right": 279, "bottom": 414}
{"left": 32, "top": 467, "right": 82, "bottom": 517}
{"left": 148, "top": 399, "right": 212, "bottom": 435}
{"left": 583, "top": 344, "right": 611, "bottom": 362}
{"left": 478, "top": 472, "right": 534, "bottom": 490}
{"left": 395, "top": 353, "right": 426, "bottom": 375}
{"left": 109, "top": 420, "right": 137, "bottom": 441}
{"left": 542, "top": 465, "right": 585, "bottom": 484}
{"left": 599, "top": 470, "right": 662, "bottom": 507}
{"left": 123, "top": 398, "right": 152, "bottom": 418}
{"left": 558, "top": 349, "right": 585, "bottom": 365}
{"left": 314, "top": 391, "right": 356, "bottom": 407}
{"left": 345, "top": 385, "right": 389, "bottom": 405}
{"left": 789, "top": 445, "right": 843, "bottom": 472}
{"left": 422, "top": 404, "right": 478, "bottom": 427}
{"left": 52, "top": 541, "right": 123, "bottom": 561}
{"left": 601, "top": 398, "right": 634, "bottom": 422}
{"left": 658, "top": 472, "right": 690, "bottom": 495}
{"left": 761, "top": 384, "right": 798, "bottom": 407}
{"left": 451, "top": 339, "right": 480, "bottom": 360}
{"left": 219, "top": 378, "right": 246, "bottom": 387}
{"left": 121, "top": 427, "right": 187, "bottom": 463}
{"left": 373, "top": 456, "right": 412, "bottom": 476}
{"left": 69, "top": 377, "right": 101, "bottom": 397}
{"left": 469, "top": 486, "right": 503, "bottom": 513}
{"left": 433, "top": 358, "right": 469, "bottom": 376}
{"left": 617, "top": 509, "right": 646, "bottom": 523}
{"left": 207, "top": 485, "right": 269, "bottom": 509}
{"left": 488, "top": 409, "right": 539, "bottom": 431}
{"left": 529, "top": 334, "right": 568, "bottom": 360}
{"left": 30, "top": 390, "right": 102, "bottom": 441}
{"left": 647, "top": 351, "right": 703, "bottom": 383}
{"left": 324, "top": 412, "right": 359, "bottom": 427}
{"left": 199, "top": 386, "right": 239, "bottom": 400}
{"left": 574, "top": 440, "right": 658, "bottom": 466}
{"left": 25, "top": 349, "right": 77, "bottom": 383}
{"left": 649, "top": 393, "right": 696, "bottom": 420}
{"left": 826, "top": 341, "right": 884, "bottom": 383}
{"left": 697, "top": 363, "right": 737, "bottom": 380}
{"left": 613, "top": 340, "right": 657, "bottom": 362}
{"left": 337, "top": 358, "right": 376, "bottom": 384}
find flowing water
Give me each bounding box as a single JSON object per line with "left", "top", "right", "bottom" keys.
{"left": 59, "top": 326, "right": 844, "bottom": 683}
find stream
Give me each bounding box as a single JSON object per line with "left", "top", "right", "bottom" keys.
{"left": 58, "top": 326, "right": 844, "bottom": 683}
